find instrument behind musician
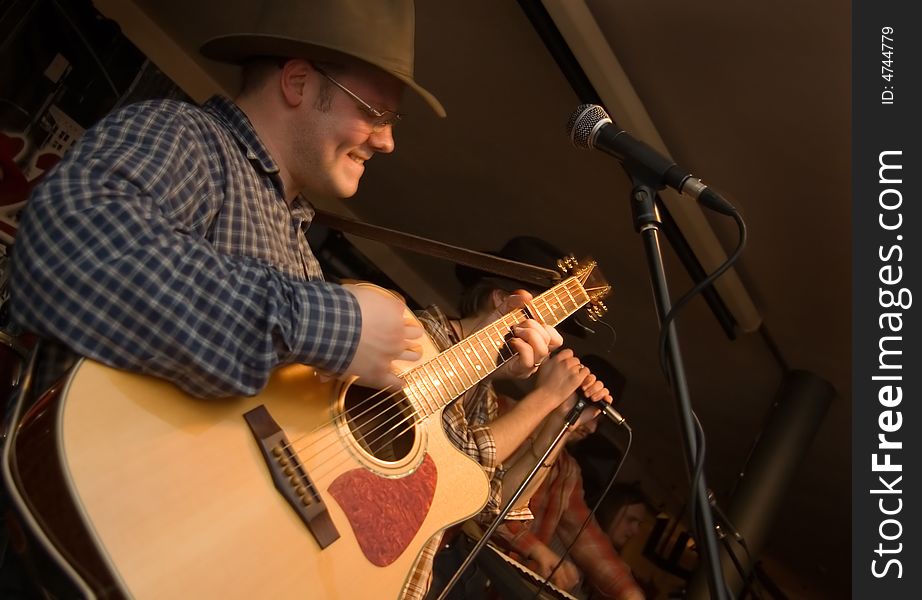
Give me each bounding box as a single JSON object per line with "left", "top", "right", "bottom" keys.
{"left": 479, "top": 541, "right": 578, "bottom": 600}
{"left": 457, "top": 522, "right": 578, "bottom": 600}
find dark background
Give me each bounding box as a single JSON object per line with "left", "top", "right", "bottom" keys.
{"left": 1, "top": 0, "right": 867, "bottom": 597}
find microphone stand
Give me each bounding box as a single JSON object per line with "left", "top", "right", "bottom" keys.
{"left": 435, "top": 395, "right": 592, "bottom": 600}
{"left": 628, "top": 180, "right": 728, "bottom": 600}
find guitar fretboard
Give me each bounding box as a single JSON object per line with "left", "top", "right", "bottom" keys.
{"left": 403, "top": 277, "right": 589, "bottom": 416}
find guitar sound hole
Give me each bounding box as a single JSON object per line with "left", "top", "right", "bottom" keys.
{"left": 343, "top": 385, "right": 416, "bottom": 462}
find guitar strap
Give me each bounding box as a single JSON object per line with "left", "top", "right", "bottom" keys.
{"left": 312, "top": 209, "right": 562, "bottom": 287}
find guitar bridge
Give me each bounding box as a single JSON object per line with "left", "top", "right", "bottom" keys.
{"left": 244, "top": 405, "right": 339, "bottom": 548}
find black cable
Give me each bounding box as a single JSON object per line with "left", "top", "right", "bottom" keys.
{"left": 685, "top": 411, "right": 707, "bottom": 540}
{"left": 657, "top": 209, "right": 748, "bottom": 385}
{"left": 655, "top": 210, "right": 745, "bottom": 506}
{"left": 652, "top": 208, "right": 747, "bottom": 597}
{"left": 721, "top": 537, "right": 762, "bottom": 600}
{"left": 528, "top": 423, "right": 633, "bottom": 600}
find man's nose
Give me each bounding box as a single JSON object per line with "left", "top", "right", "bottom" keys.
{"left": 368, "top": 126, "right": 395, "bottom": 153}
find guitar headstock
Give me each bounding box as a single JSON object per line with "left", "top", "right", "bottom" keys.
{"left": 557, "top": 255, "right": 611, "bottom": 321}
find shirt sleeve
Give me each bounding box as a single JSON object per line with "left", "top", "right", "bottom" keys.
{"left": 9, "top": 102, "right": 361, "bottom": 398}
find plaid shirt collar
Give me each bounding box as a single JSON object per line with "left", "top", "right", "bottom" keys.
{"left": 203, "top": 96, "right": 279, "bottom": 174}
{"left": 203, "top": 95, "right": 315, "bottom": 217}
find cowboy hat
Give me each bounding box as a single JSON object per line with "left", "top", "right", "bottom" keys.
{"left": 199, "top": 0, "right": 445, "bottom": 117}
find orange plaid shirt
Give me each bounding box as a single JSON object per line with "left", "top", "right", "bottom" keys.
{"left": 497, "top": 450, "right": 643, "bottom": 600}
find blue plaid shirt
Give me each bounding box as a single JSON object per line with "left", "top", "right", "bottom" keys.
{"left": 10, "top": 96, "right": 361, "bottom": 398}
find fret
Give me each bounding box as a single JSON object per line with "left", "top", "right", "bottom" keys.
{"left": 401, "top": 269, "right": 607, "bottom": 426}
{"left": 434, "top": 353, "right": 463, "bottom": 397}
{"left": 473, "top": 331, "right": 497, "bottom": 373}
{"left": 522, "top": 300, "right": 541, "bottom": 324}
{"left": 532, "top": 295, "right": 551, "bottom": 324}
{"left": 557, "top": 283, "right": 572, "bottom": 304}
{"left": 485, "top": 323, "right": 504, "bottom": 355}
{"left": 570, "top": 278, "right": 589, "bottom": 302}
{"left": 449, "top": 345, "right": 476, "bottom": 389}
{"left": 552, "top": 300, "right": 569, "bottom": 324}
{"left": 404, "top": 372, "right": 435, "bottom": 416}
{"left": 418, "top": 370, "right": 443, "bottom": 414}
{"left": 426, "top": 364, "right": 455, "bottom": 406}
{"left": 469, "top": 343, "right": 488, "bottom": 375}
{"left": 541, "top": 292, "right": 560, "bottom": 323}
{"left": 415, "top": 366, "right": 448, "bottom": 411}
{"left": 568, "top": 290, "right": 589, "bottom": 316}
{"left": 457, "top": 341, "right": 482, "bottom": 382}
{"left": 561, "top": 282, "right": 578, "bottom": 313}
{"left": 490, "top": 324, "right": 509, "bottom": 359}
{"left": 538, "top": 287, "right": 561, "bottom": 325}
{"left": 491, "top": 322, "right": 516, "bottom": 363}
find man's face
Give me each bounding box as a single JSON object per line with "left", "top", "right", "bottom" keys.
{"left": 291, "top": 62, "right": 403, "bottom": 199}
{"left": 608, "top": 502, "right": 647, "bottom": 551}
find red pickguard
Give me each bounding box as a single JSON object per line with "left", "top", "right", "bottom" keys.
{"left": 327, "top": 454, "right": 437, "bottom": 566}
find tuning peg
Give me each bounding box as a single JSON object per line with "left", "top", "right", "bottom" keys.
{"left": 557, "top": 255, "right": 579, "bottom": 273}
{"left": 586, "top": 302, "right": 608, "bottom": 321}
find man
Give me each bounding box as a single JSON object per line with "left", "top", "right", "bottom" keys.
{"left": 421, "top": 237, "right": 613, "bottom": 599}
{"left": 602, "top": 484, "right": 652, "bottom": 555}
{"left": 423, "top": 237, "right": 609, "bottom": 520}
{"left": 10, "top": 0, "right": 557, "bottom": 409}
{"left": 496, "top": 355, "right": 647, "bottom": 600}
{"left": 7, "top": 1, "right": 558, "bottom": 598}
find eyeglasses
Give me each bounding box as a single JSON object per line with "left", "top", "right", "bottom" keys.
{"left": 313, "top": 65, "right": 403, "bottom": 132}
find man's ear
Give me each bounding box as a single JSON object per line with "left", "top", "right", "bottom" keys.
{"left": 279, "top": 59, "right": 313, "bottom": 107}
{"left": 490, "top": 288, "right": 510, "bottom": 310}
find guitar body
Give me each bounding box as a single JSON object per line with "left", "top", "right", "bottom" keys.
{"left": 5, "top": 265, "right": 609, "bottom": 599}
{"left": 4, "top": 301, "right": 490, "bottom": 599}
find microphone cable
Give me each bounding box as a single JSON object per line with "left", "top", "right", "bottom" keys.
{"left": 529, "top": 420, "right": 633, "bottom": 600}
{"left": 657, "top": 208, "right": 747, "bottom": 387}
{"left": 656, "top": 206, "right": 747, "bottom": 599}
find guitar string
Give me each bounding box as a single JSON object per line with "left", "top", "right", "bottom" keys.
{"left": 293, "top": 282, "right": 596, "bottom": 485}
{"left": 277, "top": 293, "right": 566, "bottom": 476}
{"left": 290, "top": 303, "right": 549, "bottom": 482}
{"left": 324, "top": 279, "right": 611, "bottom": 476}
{"left": 284, "top": 281, "right": 579, "bottom": 465}
{"left": 274, "top": 281, "right": 585, "bottom": 481}
{"left": 303, "top": 306, "right": 530, "bottom": 451}
{"left": 283, "top": 278, "right": 595, "bottom": 472}
{"left": 302, "top": 317, "right": 526, "bottom": 483}
{"left": 272, "top": 280, "right": 588, "bottom": 482}
{"left": 274, "top": 306, "right": 535, "bottom": 474}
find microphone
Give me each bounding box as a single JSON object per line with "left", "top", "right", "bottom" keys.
{"left": 588, "top": 399, "right": 629, "bottom": 429}
{"left": 705, "top": 488, "right": 744, "bottom": 542}
{"left": 566, "top": 104, "right": 737, "bottom": 216}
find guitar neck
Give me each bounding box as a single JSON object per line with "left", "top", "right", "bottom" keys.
{"left": 403, "top": 276, "right": 590, "bottom": 415}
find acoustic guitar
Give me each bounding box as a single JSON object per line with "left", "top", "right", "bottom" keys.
{"left": 2, "top": 257, "right": 609, "bottom": 599}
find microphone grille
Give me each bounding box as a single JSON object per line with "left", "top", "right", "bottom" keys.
{"left": 566, "top": 104, "right": 610, "bottom": 149}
